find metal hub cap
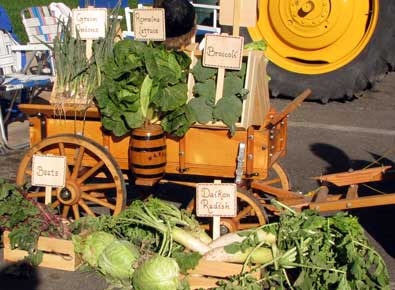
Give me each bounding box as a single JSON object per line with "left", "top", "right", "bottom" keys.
{"left": 248, "top": 0, "right": 378, "bottom": 73}
{"left": 57, "top": 181, "right": 81, "bottom": 205}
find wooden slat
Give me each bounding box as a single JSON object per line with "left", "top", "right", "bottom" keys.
{"left": 309, "top": 193, "right": 395, "bottom": 212}
{"left": 251, "top": 182, "right": 304, "bottom": 200}
{"left": 19, "top": 103, "right": 100, "bottom": 118}
{"left": 189, "top": 260, "right": 255, "bottom": 278}
{"left": 313, "top": 166, "right": 392, "bottom": 186}
{"left": 188, "top": 276, "right": 221, "bottom": 290}
{"left": 3, "top": 231, "right": 79, "bottom": 271}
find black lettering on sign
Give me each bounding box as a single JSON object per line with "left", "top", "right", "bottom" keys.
{"left": 207, "top": 46, "right": 239, "bottom": 59}
{"left": 36, "top": 166, "right": 59, "bottom": 177}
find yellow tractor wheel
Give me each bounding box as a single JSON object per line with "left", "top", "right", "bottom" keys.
{"left": 247, "top": 0, "right": 395, "bottom": 102}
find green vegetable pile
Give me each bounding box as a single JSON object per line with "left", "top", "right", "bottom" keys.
{"left": 0, "top": 179, "right": 71, "bottom": 265}
{"left": 189, "top": 59, "right": 249, "bottom": 136}
{"left": 71, "top": 198, "right": 390, "bottom": 290}
{"left": 211, "top": 202, "right": 391, "bottom": 290}
{"left": 94, "top": 39, "right": 194, "bottom": 137}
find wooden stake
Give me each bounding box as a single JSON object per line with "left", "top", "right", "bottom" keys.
{"left": 212, "top": 180, "right": 222, "bottom": 240}
{"left": 86, "top": 39, "right": 93, "bottom": 60}
{"left": 215, "top": 68, "right": 225, "bottom": 105}
{"left": 232, "top": 0, "right": 241, "bottom": 36}
{"left": 45, "top": 186, "right": 52, "bottom": 205}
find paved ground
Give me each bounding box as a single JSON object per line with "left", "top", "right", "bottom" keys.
{"left": 1, "top": 73, "right": 395, "bottom": 289}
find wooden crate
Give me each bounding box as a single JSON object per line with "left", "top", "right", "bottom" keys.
{"left": 2, "top": 231, "right": 79, "bottom": 271}
{"left": 187, "top": 259, "right": 260, "bottom": 289}
{"left": 186, "top": 48, "right": 270, "bottom": 129}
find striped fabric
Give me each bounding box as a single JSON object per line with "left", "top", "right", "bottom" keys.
{"left": 21, "top": 6, "right": 58, "bottom": 43}
{"left": 0, "top": 29, "right": 53, "bottom": 92}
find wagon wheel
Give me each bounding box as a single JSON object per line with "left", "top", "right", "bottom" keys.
{"left": 187, "top": 187, "right": 267, "bottom": 234}
{"left": 259, "top": 161, "right": 291, "bottom": 191}
{"left": 16, "top": 134, "right": 126, "bottom": 220}
{"left": 252, "top": 161, "right": 292, "bottom": 216}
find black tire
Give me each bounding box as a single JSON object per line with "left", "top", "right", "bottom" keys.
{"left": 244, "top": 0, "right": 395, "bottom": 102}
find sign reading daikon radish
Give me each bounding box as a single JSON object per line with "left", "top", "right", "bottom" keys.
{"left": 72, "top": 8, "right": 107, "bottom": 39}
{"left": 133, "top": 8, "right": 166, "bottom": 41}
{"left": 32, "top": 155, "right": 67, "bottom": 188}
{"left": 196, "top": 183, "right": 237, "bottom": 217}
{"left": 203, "top": 34, "right": 244, "bottom": 70}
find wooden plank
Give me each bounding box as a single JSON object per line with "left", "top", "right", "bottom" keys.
{"left": 188, "top": 276, "right": 221, "bottom": 289}
{"left": 266, "top": 89, "right": 312, "bottom": 127}
{"left": 313, "top": 166, "right": 392, "bottom": 186}
{"left": 190, "top": 260, "right": 245, "bottom": 277}
{"left": 3, "top": 231, "right": 79, "bottom": 271}
{"left": 251, "top": 182, "right": 305, "bottom": 200}
{"left": 19, "top": 103, "right": 100, "bottom": 118}
{"left": 309, "top": 193, "right": 395, "bottom": 212}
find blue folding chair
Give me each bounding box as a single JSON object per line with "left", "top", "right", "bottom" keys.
{"left": 0, "top": 28, "right": 54, "bottom": 154}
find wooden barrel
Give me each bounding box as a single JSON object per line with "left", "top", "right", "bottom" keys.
{"left": 129, "top": 124, "right": 166, "bottom": 186}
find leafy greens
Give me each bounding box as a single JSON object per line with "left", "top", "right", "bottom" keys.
{"left": 95, "top": 39, "right": 194, "bottom": 137}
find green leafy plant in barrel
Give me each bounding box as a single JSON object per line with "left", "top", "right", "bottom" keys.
{"left": 94, "top": 39, "right": 195, "bottom": 137}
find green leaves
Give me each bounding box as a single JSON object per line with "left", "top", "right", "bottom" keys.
{"left": 189, "top": 59, "right": 248, "bottom": 135}
{"left": 213, "top": 96, "right": 243, "bottom": 135}
{"left": 95, "top": 40, "right": 191, "bottom": 137}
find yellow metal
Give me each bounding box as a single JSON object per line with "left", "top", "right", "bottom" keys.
{"left": 248, "top": 0, "right": 379, "bottom": 74}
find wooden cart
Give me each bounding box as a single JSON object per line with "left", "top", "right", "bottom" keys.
{"left": 15, "top": 48, "right": 312, "bottom": 232}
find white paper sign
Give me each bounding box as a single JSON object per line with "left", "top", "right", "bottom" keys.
{"left": 196, "top": 183, "right": 237, "bottom": 217}
{"left": 203, "top": 34, "right": 244, "bottom": 70}
{"left": 133, "top": 8, "right": 166, "bottom": 41}
{"left": 72, "top": 8, "right": 107, "bottom": 40}
{"left": 32, "top": 155, "right": 67, "bottom": 188}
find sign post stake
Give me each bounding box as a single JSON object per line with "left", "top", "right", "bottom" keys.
{"left": 232, "top": 0, "right": 241, "bottom": 37}
{"left": 45, "top": 186, "right": 52, "bottom": 205}
{"left": 212, "top": 180, "right": 222, "bottom": 240}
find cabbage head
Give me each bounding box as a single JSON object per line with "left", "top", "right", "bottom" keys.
{"left": 133, "top": 255, "right": 180, "bottom": 290}
{"left": 78, "top": 231, "right": 116, "bottom": 267}
{"left": 98, "top": 239, "right": 140, "bottom": 284}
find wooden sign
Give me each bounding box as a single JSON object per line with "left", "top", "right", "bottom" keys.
{"left": 133, "top": 8, "right": 166, "bottom": 41}
{"left": 72, "top": 8, "right": 107, "bottom": 40}
{"left": 219, "top": 0, "right": 257, "bottom": 27}
{"left": 196, "top": 183, "right": 237, "bottom": 217}
{"left": 203, "top": 34, "right": 244, "bottom": 70}
{"left": 32, "top": 155, "right": 67, "bottom": 188}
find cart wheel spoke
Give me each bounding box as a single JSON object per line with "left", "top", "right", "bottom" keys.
{"left": 77, "top": 160, "right": 105, "bottom": 184}
{"left": 62, "top": 205, "right": 70, "bottom": 218}
{"left": 81, "top": 183, "right": 117, "bottom": 192}
{"left": 58, "top": 142, "right": 71, "bottom": 177}
{"left": 72, "top": 204, "right": 80, "bottom": 219}
{"left": 238, "top": 223, "right": 261, "bottom": 230}
{"left": 261, "top": 178, "right": 281, "bottom": 185}
{"left": 82, "top": 193, "right": 116, "bottom": 210}
{"left": 28, "top": 190, "right": 57, "bottom": 199}
{"left": 71, "top": 146, "right": 85, "bottom": 179}
{"left": 235, "top": 205, "right": 253, "bottom": 222}
{"left": 78, "top": 199, "right": 96, "bottom": 217}
{"left": 51, "top": 200, "right": 60, "bottom": 209}
{"left": 26, "top": 169, "right": 32, "bottom": 176}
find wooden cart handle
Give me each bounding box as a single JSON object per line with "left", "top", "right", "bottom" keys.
{"left": 266, "top": 88, "right": 312, "bottom": 127}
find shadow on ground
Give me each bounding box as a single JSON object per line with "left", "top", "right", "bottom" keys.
{"left": 0, "top": 261, "right": 40, "bottom": 290}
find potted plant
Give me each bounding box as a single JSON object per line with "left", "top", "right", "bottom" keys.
{"left": 94, "top": 39, "right": 195, "bottom": 184}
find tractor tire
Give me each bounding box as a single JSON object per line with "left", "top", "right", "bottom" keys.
{"left": 248, "top": 0, "right": 395, "bottom": 102}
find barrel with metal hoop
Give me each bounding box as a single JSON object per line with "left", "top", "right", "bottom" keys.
{"left": 129, "top": 124, "right": 167, "bottom": 186}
